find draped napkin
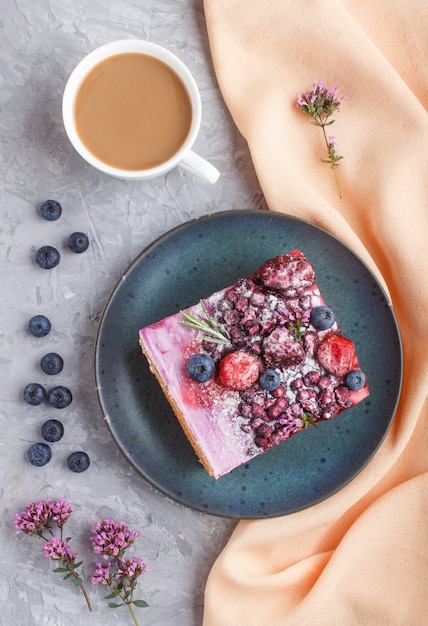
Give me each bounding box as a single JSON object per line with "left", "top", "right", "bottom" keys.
{"left": 202, "top": 1, "right": 428, "bottom": 624}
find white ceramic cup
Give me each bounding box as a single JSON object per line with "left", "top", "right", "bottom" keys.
{"left": 62, "top": 40, "right": 220, "bottom": 184}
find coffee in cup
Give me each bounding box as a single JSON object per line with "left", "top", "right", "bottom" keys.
{"left": 62, "top": 40, "right": 220, "bottom": 183}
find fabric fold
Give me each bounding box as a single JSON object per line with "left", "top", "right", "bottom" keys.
{"left": 202, "top": 1, "right": 428, "bottom": 623}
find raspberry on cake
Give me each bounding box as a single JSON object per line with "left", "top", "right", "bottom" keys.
{"left": 139, "top": 250, "right": 369, "bottom": 479}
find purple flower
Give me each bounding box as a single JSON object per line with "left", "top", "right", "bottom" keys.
{"left": 89, "top": 519, "right": 150, "bottom": 616}
{"left": 49, "top": 498, "right": 74, "bottom": 528}
{"left": 42, "top": 536, "right": 76, "bottom": 562}
{"left": 14, "top": 498, "right": 74, "bottom": 535}
{"left": 116, "top": 556, "right": 148, "bottom": 580}
{"left": 296, "top": 79, "right": 345, "bottom": 117}
{"left": 14, "top": 499, "right": 54, "bottom": 535}
{"left": 296, "top": 79, "right": 345, "bottom": 198}
{"left": 14, "top": 498, "right": 92, "bottom": 611}
{"left": 91, "top": 561, "right": 115, "bottom": 585}
{"left": 89, "top": 519, "right": 140, "bottom": 559}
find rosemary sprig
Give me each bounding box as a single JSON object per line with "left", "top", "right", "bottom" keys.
{"left": 179, "top": 300, "right": 231, "bottom": 346}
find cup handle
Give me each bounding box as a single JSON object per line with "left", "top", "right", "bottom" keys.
{"left": 179, "top": 150, "right": 220, "bottom": 184}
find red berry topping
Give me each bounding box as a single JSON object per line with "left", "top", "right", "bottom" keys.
{"left": 254, "top": 252, "right": 315, "bottom": 297}
{"left": 217, "top": 350, "right": 262, "bottom": 390}
{"left": 262, "top": 327, "right": 305, "bottom": 368}
{"left": 317, "top": 334, "right": 355, "bottom": 378}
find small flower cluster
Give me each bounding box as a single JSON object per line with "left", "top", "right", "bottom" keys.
{"left": 15, "top": 501, "right": 150, "bottom": 625}
{"left": 296, "top": 79, "right": 345, "bottom": 198}
{"left": 90, "top": 519, "right": 149, "bottom": 625}
{"left": 14, "top": 498, "right": 92, "bottom": 611}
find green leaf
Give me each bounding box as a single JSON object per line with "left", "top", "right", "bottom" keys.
{"left": 301, "top": 412, "right": 319, "bottom": 429}
{"left": 133, "top": 600, "right": 149, "bottom": 608}
{"left": 104, "top": 593, "right": 118, "bottom": 600}
{"left": 180, "top": 302, "right": 230, "bottom": 345}
{"left": 287, "top": 319, "right": 306, "bottom": 340}
{"left": 73, "top": 577, "right": 83, "bottom": 587}
{"left": 63, "top": 573, "right": 72, "bottom": 580}
{"left": 108, "top": 602, "right": 124, "bottom": 609}
{"left": 53, "top": 567, "right": 68, "bottom": 573}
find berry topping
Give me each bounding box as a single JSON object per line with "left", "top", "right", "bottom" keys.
{"left": 310, "top": 305, "right": 335, "bottom": 330}
{"left": 40, "top": 352, "right": 64, "bottom": 375}
{"left": 186, "top": 353, "right": 216, "bottom": 382}
{"left": 262, "top": 327, "right": 305, "bottom": 368}
{"left": 254, "top": 252, "right": 315, "bottom": 297}
{"left": 67, "top": 451, "right": 90, "bottom": 473}
{"left": 218, "top": 350, "right": 261, "bottom": 390}
{"left": 317, "top": 334, "right": 355, "bottom": 378}
{"left": 335, "top": 385, "right": 352, "bottom": 407}
{"left": 28, "top": 442, "right": 52, "bottom": 466}
{"left": 48, "top": 385, "right": 72, "bottom": 408}
{"left": 303, "top": 331, "right": 318, "bottom": 356}
{"left": 67, "top": 231, "right": 89, "bottom": 253}
{"left": 259, "top": 369, "right": 281, "bottom": 391}
{"left": 41, "top": 419, "right": 64, "bottom": 442}
{"left": 345, "top": 369, "right": 367, "bottom": 391}
{"left": 28, "top": 314, "right": 51, "bottom": 337}
{"left": 23, "top": 382, "right": 46, "bottom": 406}
{"left": 40, "top": 199, "right": 62, "bottom": 221}
{"left": 254, "top": 423, "right": 274, "bottom": 449}
{"left": 35, "top": 245, "right": 60, "bottom": 269}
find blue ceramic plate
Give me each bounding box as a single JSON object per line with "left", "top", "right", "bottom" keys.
{"left": 95, "top": 210, "right": 402, "bottom": 518}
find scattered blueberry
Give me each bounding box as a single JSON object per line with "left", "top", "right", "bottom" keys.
{"left": 40, "top": 199, "right": 62, "bottom": 221}
{"left": 259, "top": 369, "right": 281, "bottom": 391}
{"left": 67, "top": 451, "right": 90, "bottom": 473}
{"left": 28, "top": 442, "right": 52, "bottom": 466}
{"left": 35, "top": 245, "right": 60, "bottom": 269}
{"left": 67, "top": 232, "right": 89, "bottom": 254}
{"left": 310, "top": 305, "right": 336, "bottom": 330}
{"left": 345, "top": 369, "right": 367, "bottom": 391}
{"left": 23, "top": 382, "right": 47, "bottom": 406}
{"left": 40, "top": 352, "right": 64, "bottom": 375}
{"left": 41, "top": 419, "right": 64, "bottom": 443}
{"left": 28, "top": 314, "right": 51, "bottom": 337}
{"left": 186, "top": 353, "right": 215, "bottom": 382}
{"left": 48, "top": 385, "right": 72, "bottom": 409}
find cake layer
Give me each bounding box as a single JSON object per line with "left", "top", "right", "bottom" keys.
{"left": 139, "top": 250, "right": 369, "bottom": 478}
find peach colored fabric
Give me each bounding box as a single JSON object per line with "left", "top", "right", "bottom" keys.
{"left": 202, "top": 1, "right": 428, "bottom": 624}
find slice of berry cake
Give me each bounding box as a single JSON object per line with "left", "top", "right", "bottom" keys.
{"left": 139, "top": 250, "right": 369, "bottom": 479}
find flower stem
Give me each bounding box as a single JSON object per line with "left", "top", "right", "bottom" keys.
{"left": 320, "top": 120, "right": 329, "bottom": 150}
{"left": 128, "top": 602, "right": 140, "bottom": 626}
{"left": 320, "top": 121, "right": 342, "bottom": 199}
{"left": 70, "top": 568, "right": 92, "bottom": 611}
{"left": 333, "top": 167, "right": 342, "bottom": 200}
{"left": 79, "top": 581, "right": 93, "bottom": 612}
